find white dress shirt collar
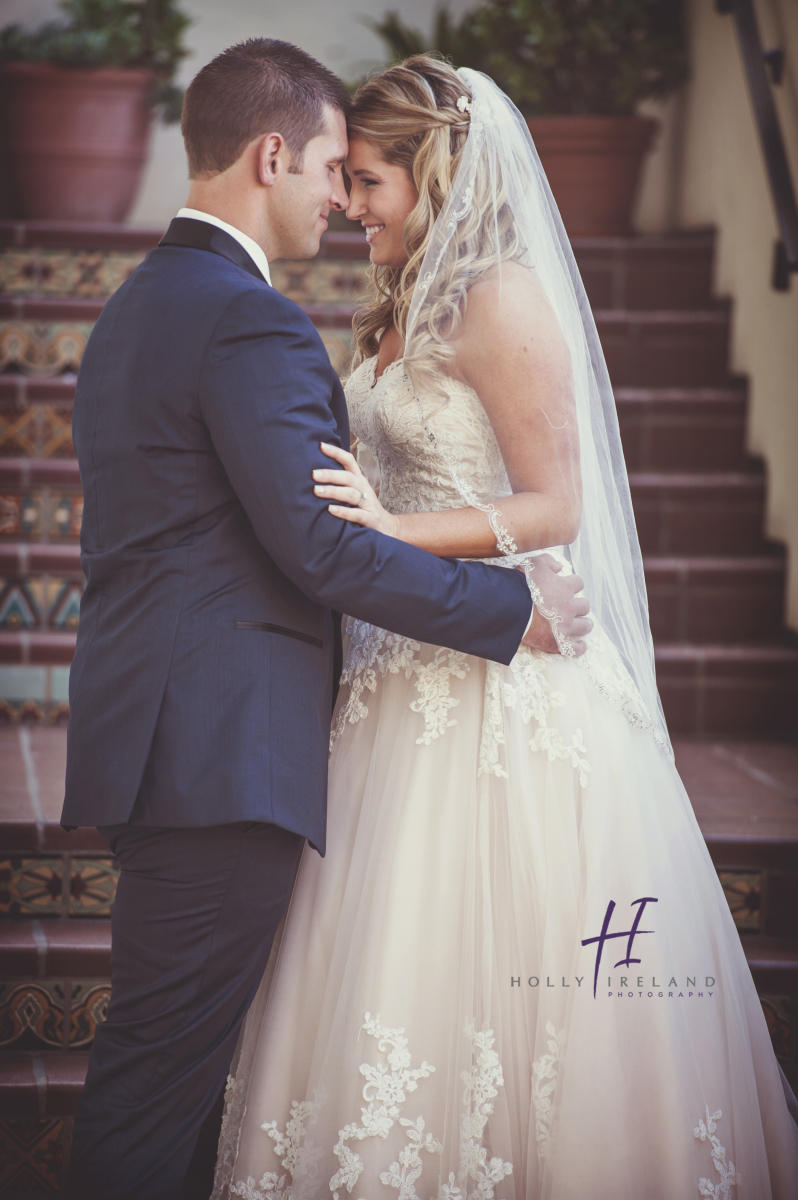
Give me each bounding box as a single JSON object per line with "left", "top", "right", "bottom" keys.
{"left": 176, "top": 207, "right": 271, "bottom": 286}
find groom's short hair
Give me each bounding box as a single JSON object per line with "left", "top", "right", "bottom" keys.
{"left": 182, "top": 39, "right": 350, "bottom": 179}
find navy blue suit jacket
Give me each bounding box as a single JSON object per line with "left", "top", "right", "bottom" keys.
{"left": 61, "top": 218, "right": 531, "bottom": 852}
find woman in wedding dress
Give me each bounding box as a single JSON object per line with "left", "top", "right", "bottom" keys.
{"left": 212, "top": 57, "right": 798, "bottom": 1200}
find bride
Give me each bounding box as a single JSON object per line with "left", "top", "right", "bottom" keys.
{"left": 211, "top": 57, "right": 798, "bottom": 1199}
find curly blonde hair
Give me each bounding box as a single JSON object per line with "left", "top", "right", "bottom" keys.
{"left": 348, "top": 56, "right": 522, "bottom": 392}
{"left": 348, "top": 57, "right": 471, "bottom": 368}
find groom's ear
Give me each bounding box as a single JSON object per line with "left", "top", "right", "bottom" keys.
{"left": 257, "top": 133, "right": 290, "bottom": 187}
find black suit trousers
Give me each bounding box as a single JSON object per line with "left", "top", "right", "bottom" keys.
{"left": 65, "top": 821, "right": 304, "bottom": 1199}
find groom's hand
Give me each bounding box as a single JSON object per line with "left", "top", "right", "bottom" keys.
{"left": 520, "top": 554, "right": 593, "bottom": 657}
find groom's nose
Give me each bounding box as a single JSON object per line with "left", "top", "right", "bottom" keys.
{"left": 329, "top": 166, "right": 349, "bottom": 211}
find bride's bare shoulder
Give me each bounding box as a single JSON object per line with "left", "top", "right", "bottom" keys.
{"left": 455, "top": 260, "right": 560, "bottom": 361}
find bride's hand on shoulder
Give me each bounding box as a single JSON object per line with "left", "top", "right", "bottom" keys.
{"left": 314, "top": 442, "right": 402, "bottom": 539}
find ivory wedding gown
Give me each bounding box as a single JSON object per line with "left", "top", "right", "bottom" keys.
{"left": 211, "top": 357, "right": 798, "bottom": 1200}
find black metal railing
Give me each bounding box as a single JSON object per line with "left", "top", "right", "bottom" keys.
{"left": 718, "top": 0, "right": 798, "bottom": 290}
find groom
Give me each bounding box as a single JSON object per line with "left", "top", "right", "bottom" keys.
{"left": 61, "top": 38, "right": 590, "bottom": 1198}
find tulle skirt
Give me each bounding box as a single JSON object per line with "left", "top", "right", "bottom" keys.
{"left": 212, "top": 629, "right": 798, "bottom": 1200}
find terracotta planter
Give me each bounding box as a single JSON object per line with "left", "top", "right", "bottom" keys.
{"left": 526, "top": 115, "right": 658, "bottom": 237}
{"left": 2, "top": 62, "right": 153, "bottom": 222}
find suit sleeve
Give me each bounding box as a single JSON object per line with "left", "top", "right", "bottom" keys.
{"left": 199, "top": 288, "right": 531, "bottom": 666}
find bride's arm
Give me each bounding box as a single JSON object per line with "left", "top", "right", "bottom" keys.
{"left": 314, "top": 264, "right": 581, "bottom": 558}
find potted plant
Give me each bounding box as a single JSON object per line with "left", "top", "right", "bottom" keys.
{"left": 0, "top": 0, "right": 190, "bottom": 223}
{"left": 368, "top": 0, "right": 688, "bottom": 236}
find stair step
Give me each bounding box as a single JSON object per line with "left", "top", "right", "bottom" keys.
{"left": 0, "top": 631, "right": 76, "bottom": 664}
{"left": 3, "top": 465, "right": 771, "bottom": 556}
{"left": 0, "top": 921, "right": 111, "bottom": 978}
{"left": 676, "top": 740, "right": 798, "bottom": 872}
{"left": 0, "top": 219, "right": 162, "bottom": 251}
{"left": 644, "top": 556, "right": 786, "bottom": 642}
{"left": 615, "top": 387, "right": 749, "bottom": 471}
{"left": 297, "top": 231, "right": 720, "bottom": 310}
{"left": 0, "top": 543, "right": 81, "bottom": 573}
{"left": 0, "top": 1052, "right": 90, "bottom": 1118}
{"left": 2, "top": 381, "right": 752, "bottom": 475}
{"left": 657, "top": 644, "right": 798, "bottom": 737}
{"left": 741, "top": 936, "right": 798, "bottom": 993}
{"left": 5, "top": 548, "right": 786, "bottom": 646}
{"left": 1, "top": 300, "right": 732, "bottom": 388}
{"left": 1, "top": 946, "right": 793, "bottom": 1117}
{"left": 630, "top": 472, "right": 768, "bottom": 554}
{"left": 0, "top": 458, "right": 82, "bottom": 547}
{"left": 0, "top": 375, "right": 77, "bottom": 403}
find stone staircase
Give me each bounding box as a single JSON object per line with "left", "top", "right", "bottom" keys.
{"left": 0, "top": 219, "right": 796, "bottom": 1192}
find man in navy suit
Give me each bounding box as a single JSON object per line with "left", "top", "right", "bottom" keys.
{"left": 62, "top": 39, "right": 589, "bottom": 1198}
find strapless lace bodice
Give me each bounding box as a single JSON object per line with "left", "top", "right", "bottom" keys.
{"left": 345, "top": 356, "right": 510, "bottom": 516}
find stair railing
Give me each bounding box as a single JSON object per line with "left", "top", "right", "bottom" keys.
{"left": 717, "top": 0, "right": 798, "bottom": 290}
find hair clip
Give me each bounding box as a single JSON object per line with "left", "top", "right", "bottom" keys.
{"left": 456, "top": 95, "right": 473, "bottom": 115}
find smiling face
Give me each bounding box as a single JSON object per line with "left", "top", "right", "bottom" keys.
{"left": 345, "top": 138, "right": 419, "bottom": 268}
{"left": 271, "top": 104, "right": 349, "bottom": 260}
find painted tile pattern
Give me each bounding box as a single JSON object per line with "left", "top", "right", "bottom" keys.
{"left": 270, "top": 258, "right": 369, "bottom": 305}
{"left": 0, "top": 323, "right": 92, "bottom": 376}
{"left": 0, "top": 857, "right": 63, "bottom": 917}
{"left": 0, "top": 1116, "right": 71, "bottom": 1193}
{"left": 69, "top": 859, "right": 118, "bottom": 918}
{"left": 69, "top": 981, "right": 111, "bottom": 1047}
{"left": 0, "top": 980, "right": 110, "bottom": 1050}
{"left": 0, "top": 981, "right": 66, "bottom": 1049}
{"left": 0, "top": 399, "right": 75, "bottom": 458}
{"left": 760, "top": 994, "right": 794, "bottom": 1065}
{"left": 717, "top": 869, "right": 761, "bottom": 931}
{"left": 0, "top": 490, "right": 83, "bottom": 541}
{"left": 0, "top": 857, "right": 118, "bottom": 917}
{"left": 0, "top": 576, "right": 84, "bottom": 631}
{"left": 0, "top": 248, "right": 145, "bottom": 297}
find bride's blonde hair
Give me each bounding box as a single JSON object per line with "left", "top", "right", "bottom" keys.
{"left": 348, "top": 56, "right": 521, "bottom": 387}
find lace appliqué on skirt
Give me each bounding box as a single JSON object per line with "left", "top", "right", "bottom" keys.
{"left": 531, "top": 1023, "right": 566, "bottom": 1160}
{"left": 480, "top": 655, "right": 590, "bottom": 786}
{"left": 232, "top": 1014, "right": 513, "bottom": 1200}
{"left": 693, "top": 1108, "right": 740, "bottom": 1199}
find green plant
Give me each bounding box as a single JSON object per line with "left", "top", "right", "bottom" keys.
{"left": 367, "top": 0, "right": 688, "bottom": 117}
{"left": 364, "top": 8, "right": 486, "bottom": 72}
{"left": 0, "top": 0, "right": 191, "bottom": 123}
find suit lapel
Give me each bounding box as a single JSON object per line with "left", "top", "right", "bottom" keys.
{"left": 159, "top": 218, "right": 268, "bottom": 284}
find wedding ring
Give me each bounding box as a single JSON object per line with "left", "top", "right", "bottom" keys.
{"left": 357, "top": 490, "right": 366, "bottom": 507}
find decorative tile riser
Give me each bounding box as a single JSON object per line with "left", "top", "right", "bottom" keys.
{"left": 0, "top": 398, "right": 75, "bottom": 459}
{"left": 0, "top": 572, "right": 84, "bottom": 633}
{"left": 0, "top": 234, "right": 716, "bottom": 311}
{"left": 0, "top": 386, "right": 754, "bottom": 474}
{"left": 2, "top": 850, "right": 793, "bottom": 936}
{"left": 0, "top": 324, "right": 91, "bottom": 377}
{"left": 0, "top": 857, "right": 117, "bottom": 919}
{"left": 0, "top": 988, "right": 792, "bottom": 1188}
{"left": 1, "top": 559, "right": 786, "bottom": 644}
{"left": 1, "top": 248, "right": 147, "bottom": 299}
{"left": 0, "top": 479, "right": 770, "bottom": 555}
{"left": 0, "top": 981, "right": 110, "bottom": 1051}
{"left": 0, "top": 488, "right": 82, "bottom": 543}
{"left": 0, "top": 668, "right": 71, "bottom": 724}
{"left": 1, "top": 654, "right": 797, "bottom": 732}
{"left": 0, "top": 1114, "right": 72, "bottom": 1193}
{"left": 0, "top": 312, "right": 732, "bottom": 390}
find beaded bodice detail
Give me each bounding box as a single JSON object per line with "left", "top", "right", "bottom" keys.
{"left": 345, "top": 356, "right": 510, "bottom": 516}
